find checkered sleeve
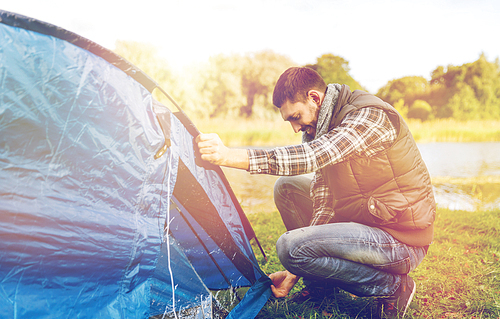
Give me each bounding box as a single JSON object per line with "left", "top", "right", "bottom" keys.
{"left": 247, "top": 107, "right": 397, "bottom": 176}
{"left": 247, "top": 148, "right": 272, "bottom": 174}
{"left": 309, "top": 171, "right": 336, "bottom": 225}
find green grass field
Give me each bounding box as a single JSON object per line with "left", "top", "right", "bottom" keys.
{"left": 245, "top": 209, "right": 500, "bottom": 318}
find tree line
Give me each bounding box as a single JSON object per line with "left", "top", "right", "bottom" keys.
{"left": 114, "top": 41, "right": 500, "bottom": 121}
{"left": 377, "top": 53, "right": 500, "bottom": 121}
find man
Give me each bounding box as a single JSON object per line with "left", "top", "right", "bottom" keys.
{"left": 196, "top": 67, "right": 435, "bottom": 318}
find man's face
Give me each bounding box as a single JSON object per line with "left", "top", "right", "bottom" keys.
{"left": 280, "top": 95, "right": 321, "bottom": 137}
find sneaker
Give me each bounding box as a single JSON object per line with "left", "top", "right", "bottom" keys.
{"left": 378, "top": 275, "right": 416, "bottom": 318}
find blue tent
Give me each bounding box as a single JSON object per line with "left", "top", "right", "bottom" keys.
{"left": 0, "top": 10, "right": 271, "bottom": 318}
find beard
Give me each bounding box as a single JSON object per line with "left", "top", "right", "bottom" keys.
{"left": 301, "top": 125, "right": 316, "bottom": 141}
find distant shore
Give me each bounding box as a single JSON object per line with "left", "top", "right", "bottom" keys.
{"left": 193, "top": 118, "right": 500, "bottom": 147}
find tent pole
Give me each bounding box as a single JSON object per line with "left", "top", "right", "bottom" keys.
{"left": 168, "top": 199, "right": 233, "bottom": 289}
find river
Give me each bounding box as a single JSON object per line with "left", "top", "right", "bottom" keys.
{"left": 419, "top": 142, "right": 500, "bottom": 211}
{"left": 418, "top": 142, "right": 500, "bottom": 177}
{"left": 222, "top": 142, "right": 500, "bottom": 214}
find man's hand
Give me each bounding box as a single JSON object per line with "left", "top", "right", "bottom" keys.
{"left": 195, "top": 133, "right": 229, "bottom": 166}
{"left": 195, "top": 133, "right": 249, "bottom": 170}
{"left": 269, "top": 270, "right": 301, "bottom": 298}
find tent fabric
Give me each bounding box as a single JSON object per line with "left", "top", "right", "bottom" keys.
{"left": 150, "top": 234, "right": 212, "bottom": 318}
{"left": 0, "top": 9, "right": 270, "bottom": 318}
{"left": 226, "top": 275, "right": 273, "bottom": 319}
{"left": 0, "top": 10, "right": 157, "bottom": 92}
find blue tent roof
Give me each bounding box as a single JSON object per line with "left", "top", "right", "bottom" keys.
{"left": 0, "top": 10, "right": 267, "bottom": 318}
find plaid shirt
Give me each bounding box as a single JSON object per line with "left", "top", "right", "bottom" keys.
{"left": 247, "top": 107, "right": 397, "bottom": 226}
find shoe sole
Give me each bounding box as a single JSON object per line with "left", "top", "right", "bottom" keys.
{"left": 401, "top": 280, "right": 416, "bottom": 318}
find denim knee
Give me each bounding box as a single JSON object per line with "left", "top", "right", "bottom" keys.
{"left": 276, "top": 229, "right": 309, "bottom": 273}
{"left": 276, "top": 231, "right": 293, "bottom": 270}
{"left": 273, "top": 176, "right": 290, "bottom": 205}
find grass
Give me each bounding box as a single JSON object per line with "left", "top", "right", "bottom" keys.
{"left": 191, "top": 117, "right": 500, "bottom": 146}
{"left": 245, "top": 209, "right": 500, "bottom": 318}
{"left": 407, "top": 119, "right": 500, "bottom": 143}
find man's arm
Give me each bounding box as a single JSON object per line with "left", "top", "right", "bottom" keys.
{"left": 249, "top": 107, "right": 397, "bottom": 176}
{"left": 195, "top": 133, "right": 249, "bottom": 170}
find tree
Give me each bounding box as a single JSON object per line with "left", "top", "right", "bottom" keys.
{"left": 407, "top": 100, "right": 433, "bottom": 121}
{"left": 196, "top": 51, "right": 296, "bottom": 118}
{"left": 197, "top": 54, "right": 245, "bottom": 118}
{"left": 429, "top": 54, "right": 500, "bottom": 120}
{"left": 375, "top": 54, "right": 500, "bottom": 121}
{"left": 239, "top": 51, "right": 296, "bottom": 118}
{"left": 376, "top": 76, "right": 429, "bottom": 109}
{"left": 465, "top": 54, "right": 500, "bottom": 118}
{"left": 306, "top": 54, "right": 364, "bottom": 91}
{"left": 447, "top": 84, "right": 481, "bottom": 120}
{"left": 393, "top": 99, "right": 408, "bottom": 118}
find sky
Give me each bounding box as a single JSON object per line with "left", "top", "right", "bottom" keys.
{"left": 2, "top": 0, "right": 500, "bottom": 93}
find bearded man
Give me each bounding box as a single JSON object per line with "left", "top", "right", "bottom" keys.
{"left": 196, "top": 67, "right": 435, "bottom": 318}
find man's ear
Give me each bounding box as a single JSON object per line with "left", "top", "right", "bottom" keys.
{"left": 308, "top": 90, "right": 321, "bottom": 106}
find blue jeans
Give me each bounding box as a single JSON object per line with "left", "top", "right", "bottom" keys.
{"left": 274, "top": 175, "right": 428, "bottom": 297}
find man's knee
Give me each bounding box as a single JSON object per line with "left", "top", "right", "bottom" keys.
{"left": 273, "top": 176, "right": 301, "bottom": 217}
{"left": 276, "top": 232, "right": 290, "bottom": 269}
{"left": 273, "top": 176, "right": 292, "bottom": 202}
{"left": 276, "top": 230, "right": 301, "bottom": 271}
{"left": 273, "top": 174, "right": 313, "bottom": 206}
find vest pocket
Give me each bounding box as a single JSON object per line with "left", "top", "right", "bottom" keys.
{"left": 367, "top": 196, "right": 399, "bottom": 224}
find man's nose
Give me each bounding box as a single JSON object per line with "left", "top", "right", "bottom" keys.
{"left": 290, "top": 122, "right": 302, "bottom": 133}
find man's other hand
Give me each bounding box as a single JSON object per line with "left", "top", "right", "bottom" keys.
{"left": 269, "top": 270, "right": 300, "bottom": 298}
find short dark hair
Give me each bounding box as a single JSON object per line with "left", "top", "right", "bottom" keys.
{"left": 272, "top": 67, "right": 327, "bottom": 108}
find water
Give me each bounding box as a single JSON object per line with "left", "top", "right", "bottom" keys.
{"left": 418, "top": 142, "right": 500, "bottom": 211}
{"left": 222, "top": 142, "right": 500, "bottom": 213}
{"left": 418, "top": 142, "right": 500, "bottom": 178}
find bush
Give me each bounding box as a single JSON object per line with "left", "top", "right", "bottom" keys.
{"left": 408, "top": 99, "right": 433, "bottom": 121}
